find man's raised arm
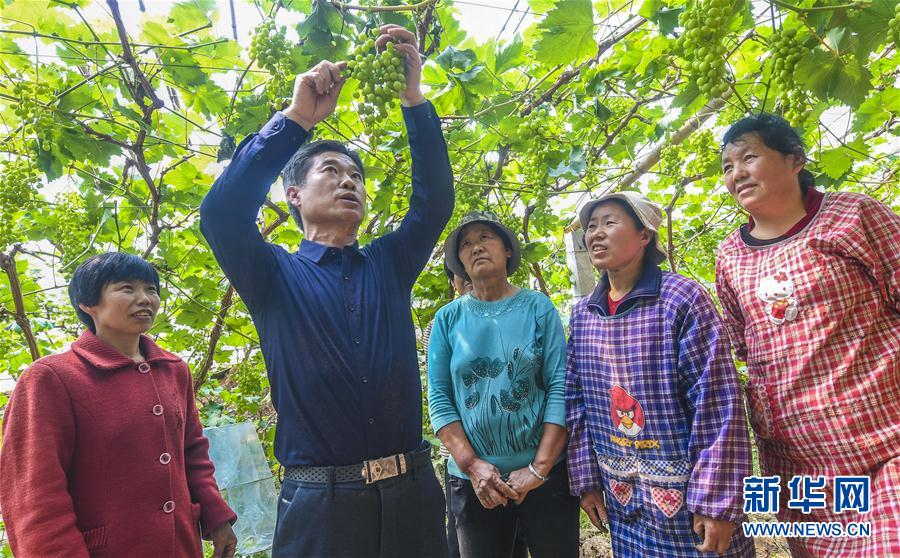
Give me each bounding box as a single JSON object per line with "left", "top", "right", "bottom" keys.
{"left": 378, "top": 25, "right": 454, "bottom": 281}
{"left": 200, "top": 62, "right": 346, "bottom": 305}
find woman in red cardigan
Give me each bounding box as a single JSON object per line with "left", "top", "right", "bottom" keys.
{"left": 0, "top": 252, "right": 237, "bottom": 557}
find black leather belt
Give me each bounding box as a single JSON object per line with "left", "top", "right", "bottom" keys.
{"left": 284, "top": 445, "right": 431, "bottom": 485}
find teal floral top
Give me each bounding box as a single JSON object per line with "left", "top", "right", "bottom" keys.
{"left": 427, "top": 289, "right": 567, "bottom": 479}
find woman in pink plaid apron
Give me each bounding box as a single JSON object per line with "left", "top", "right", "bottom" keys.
{"left": 715, "top": 113, "right": 900, "bottom": 557}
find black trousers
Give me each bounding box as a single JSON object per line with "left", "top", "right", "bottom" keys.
{"left": 448, "top": 461, "right": 580, "bottom": 558}
{"left": 273, "top": 446, "right": 448, "bottom": 558}
{"left": 445, "top": 464, "right": 528, "bottom": 558}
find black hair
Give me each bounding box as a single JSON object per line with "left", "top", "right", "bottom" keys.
{"left": 68, "top": 252, "right": 160, "bottom": 333}
{"left": 281, "top": 140, "right": 365, "bottom": 231}
{"left": 721, "top": 112, "right": 814, "bottom": 194}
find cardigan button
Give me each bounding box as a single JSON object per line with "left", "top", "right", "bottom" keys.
{"left": 159, "top": 452, "right": 171, "bottom": 465}
{"left": 138, "top": 363, "right": 151, "bottom": 374}
{"left": 152, "top": 405, "right": 164, "bottom": 416}
{"left": 163, "top": 500, "right": 175, "bottom": 513}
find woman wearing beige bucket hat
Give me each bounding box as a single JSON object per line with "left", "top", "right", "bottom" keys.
{"left": 427, "top": 210, "right": 580, "bottom": 558}
{"left": 565, "top": 192, "right": 755, "bottom": 557}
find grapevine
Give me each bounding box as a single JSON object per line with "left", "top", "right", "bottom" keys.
{"left": 0, "top": 159, "right": 40, "bottom": 247}
{"left": 515, "top": 111, "right": 554, "bottom": 184}
{"left": 677, "top": 0, "right": 731, "bottom": 99}
{"left": 52, "top": 192, "right": 90, "bottom": 271}
{"left": 10, "top": 81, "right": 55, "bottom": 151}
{"left": 249, "top": 19, "right": 290, "bottom": 74}
{"left": 345, "top": 30, "right": 406, "bottom": 127}
{"left": 770, "top": 27, "right": 809, "bottom": 125}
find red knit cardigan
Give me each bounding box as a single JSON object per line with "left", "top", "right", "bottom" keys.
{"left": 0, "top": 331, "right": 236, "bottom": 557}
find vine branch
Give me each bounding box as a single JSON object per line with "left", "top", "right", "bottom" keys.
{"left": 0, "top": 246, "right": 40, "bottom": 362}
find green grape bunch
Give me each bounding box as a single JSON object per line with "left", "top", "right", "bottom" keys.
{"left": 676, "top": 0, "right": 732, "bottom": 99}
{"left": 516, "top": 117, "right": 548, "bottom": 144}
{"left": 516, "top": 113, "right": 551, "bottom": 159}
{"left": 0, "top": 159, "right": 40, "bottom": 247}
{"left": 769, "top": 28, "right": 809, "bottom": 124}
{"left": 52, "top": 192, "right": 90, "bottom": 270}
{"left": 890, "top": 3, "right": 900, "bottom": 46}
{"left": 249, "top": 19, "right": 290, "bottom": 74}
{"left": 344, "top": 29, "right": 406, "bottom": 127}
{"left": 10, "top": 81, "right": 55, "bottom": 151}
{"left": 659, "top": 145, "right": 683, "bottom": 179}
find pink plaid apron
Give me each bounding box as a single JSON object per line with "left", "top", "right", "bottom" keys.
{"left": 716, "top": 192, "right": 900, "bottom": 556}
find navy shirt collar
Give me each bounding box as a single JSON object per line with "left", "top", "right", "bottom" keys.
{"left": 587, "top": 259, "right": 662, "bottom": 316}
{"left": 298, "top": 238, "right": 365, "bottom": 263}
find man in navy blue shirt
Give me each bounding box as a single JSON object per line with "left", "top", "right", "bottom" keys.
{"left": 201, "top": 24, "right": 452, "bottom": 558}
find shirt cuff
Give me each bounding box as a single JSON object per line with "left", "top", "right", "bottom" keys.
{"left": 431, "top": 412, "right": 462, "bottom": 435}
{"left": 542, "top": 400, "right": 567, "bottom": 428}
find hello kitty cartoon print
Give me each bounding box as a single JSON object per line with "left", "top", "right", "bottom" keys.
{"left": 610, "top": 386, "right": 644, "bottom": 437}
{"left": 757, "top": 269, "right": 799, "bottom": 325}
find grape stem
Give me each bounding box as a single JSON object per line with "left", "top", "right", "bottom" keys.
{"left": 768, "top": 0, "right": 868, "bottom": 13}
{"left": 330, "top": 0, "right": 439, "bottom": 13}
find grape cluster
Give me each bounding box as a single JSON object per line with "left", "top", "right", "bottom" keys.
{"left": 770, "top": 28, "right": 808, "bottom": 124}
{"left": 249, "top": 19, "right": 290, "bottom": 74}
{"left": 677, "top": 0, "right": 731, "bottom": 99}
{"left": 516, "top": 117, "right": 547, "bottom": 142}
{"left": 891, "top": 4, "right": 900, "bottom": 46}
{"left": 234, "top": 364, "right": 264, "bottom": 394}
{"left": 685, "top": 130, "right": 717, "bottom": 176}
{"left": 659, "top": 145, "right": 682, "bottom": 179}
{"left": 11, "top": 81, "right": 55, "bottom": 151}
{"left": 264, "top": 74, "right": 293, "bottom": 106}
{"left": 52, "top": 192, "right": 89, "bottom": 269}
{"left": 345, "top": 30, "right": 406, "bottom": 127}
{"left": 520, "top": 115, "right": 553, "bottom": 159}
{"left": 0, "top": 159, "right": 40, "bottom": 247}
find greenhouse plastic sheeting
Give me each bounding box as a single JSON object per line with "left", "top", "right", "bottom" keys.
{"left": 221, "top": 478, "right": 278, "bottom": 556}
{"left": 205, "top": 422, "right": 272, "bottom": 488}
{"left": 205, "top": 422, "right": 276, "bottom": 556}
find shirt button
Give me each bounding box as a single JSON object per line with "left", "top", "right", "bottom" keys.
{"left": 137, "top": 363, "right": 151, "bottom": 374}
{"left": 361, "top": 377, "right": 368, "bottom": 383}
{"left": 354, "top": 338, "right": 361, "bottom": 345}
{"left": 368, "top": 418, "right": 374, "bottom": 424}
{"left": 348, "top": 304, "right": 356, "bottom": 312}
{"left": 253, "top": 154, "right": 262, "bottom": 161}
{"left": 163, "top": 500, "right": 175, "bottom": 513}
{"left": 152, "top": 405, "right": 164, "bottom": 416}
{"left": 159, "top": 453, "right": 171, "bottom": 465}
{"left": 343, "top": 275, "right": 350, "bottom": 281}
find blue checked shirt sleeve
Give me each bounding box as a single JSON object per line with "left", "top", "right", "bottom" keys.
{"left": 565, "top": 314, "right": 603, "bottom": 497}
{"left": 679, "top": 287, "right": 753, "bottom": 522}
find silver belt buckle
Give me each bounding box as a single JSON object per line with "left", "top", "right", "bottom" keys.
{"left": 361, "top": 454, "right": 407, "bottom": 484}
